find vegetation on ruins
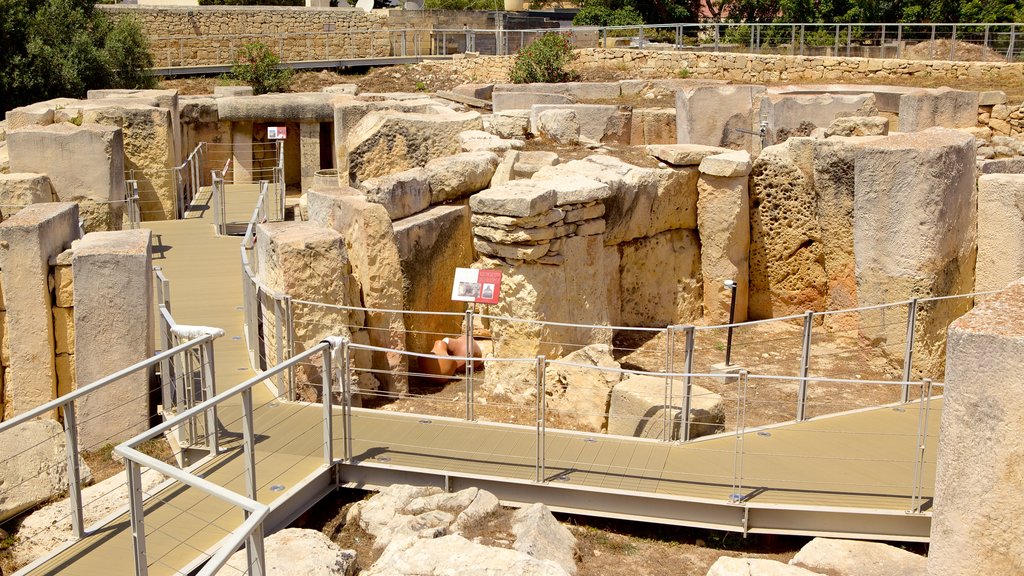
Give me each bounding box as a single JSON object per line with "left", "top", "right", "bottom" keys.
{"left": 509, "top": 32, "right": 580, "bottom": 84}
{"left": 572, "top": 4, "right": 645, "bottom": 27}
{"left": 0, "top": 0, "right": 154, "bottom": 112}
{"left": 230, "top": 41, "right": 294, "bottom": 95}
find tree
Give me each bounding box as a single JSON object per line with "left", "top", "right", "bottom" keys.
{"left": 230, "top": 42, "right": 293, "bottom": 95}
{"left": 0, "top": 0, "right": 155, "bottom": 113}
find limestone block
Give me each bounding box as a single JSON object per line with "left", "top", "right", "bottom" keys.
{"left": 699, "top": 151, "right": 752, "bottom": 178}
{"left": 0, "top": 419, "right": 92, "bottom": 523}
{"left": 928, "top": 284, "right": 1024, "bottom": 576}
{"left": 7, "top": 123, "right": 125, "bottom": 232}
{"left": 707, "top": 557, "right": 822, "bottom": 576}
{"left": 311, "top": 190, "right": 409, "bottom": 393}
{"left": 0, "top": 173, "right": 54, "bottom": 215}
{"left": 322, "top": 84, "right": 359, "bottom": 96}
{"left": 491, "top": 150, "right": 516, "bottom": 186}
{"left": 471, "top": 209, "right": 565, "bottom": 231}
{"left": 630, "top": 107, "right": 677, "bottom": 146}
{"left": 73, "top": 229, "right": 152, "bottom": 449}
{"left": 854, "top": 129, "right": 976, "bottom": 379}
{"left": 511, "top": 503, "right": 578, "bottom": 576}
{"left": 825, "top": 116, "right": 889, "bottom": 137}
{"left": 86, "top": 88, "right": 182, "bottom": 166}
{"left": 366, "top": 534, "right": 568, "bottom": 576}
{"left": 392, "top": 205, "right": 473, "bottom": 365}
{"left": 470, "top": 181, "right": 557, "bottom": 217}
{"left": 218, "top": 93, "right": 335, "bottom": 123}
{"left": 453, "top": 83, "right": 494, "bottom": 100}
{"left": 214, "top": 85, "right": 254, "bottom": 97}
{"left": 492, "top": 92, "right": 574, "bottom": 113}
{"left": 676, "top": 85, "right": 767, "bottom": 150}
{"left": 748, "top": 141, "right": 827, "bottom": 318}
{"left": 424, "top": 151, "right": 499, "bottom": 204}
{"left": 232, "top": 121, "right": 254, "bottom": 183}
{"left": 543, "top": 344, "right": 621, "bottom": 432}
{"left": 458, "top": 130, "right": 523, "bottom": 154}
{"left": 495, "top": 82, "right": 621, "bottom": 101}
{"left": 52, "top": 306, "right": 74, "bottom": 356}
{"left": 299, "top": 121, "right": 322, "bottom": 192}
{"left": 257, "top": 221, "right": 352, "bottom": 392}
{"left": 512, "top": 151, "right": 558, "bottom": 180}
{"left": 698, "top": 174, "right": 749, "bottom": 323}
{"left": 486, "top": 110, "right": 531, "bottom": 139}
{"left": 82, "top": 104, "right": 176, "bottom": 221}
{"left": 978, "top": 157, "right": 1024, "bottom": 174}
{"left": 55, "top": 352, "right": 74, "bottom": 399}
{"left": 790, "top": 538, "right": 925, "bottom": 576}
{"left": 0, "top": 203, "right": 79, "bottom": 417}
{"left": 619, "top": 229, "right": 702, "bottom": 327}
{"left": 346, "top": 110, "right": 483, "bottom": 183}
{"left": 474, "top": 238, "right": 549, "bottom": 261}
{"left": 898, "top": 87, "right": 980, "bottom": 132}
{"left": 977, "top": 175, "right": 1024, "bottom": 291}
{"left": 648, "top": 144, "right": 730, "bottom": 167}
{"left": 225, "top": 529, "right": 356, "bottom": 576}
{"left": 0, "top": 311, "right": 7, "bottom": 367}
{"left": 361, "top": 167, "right": 431, "bottom": 220}
{"left": 608, "top": 374, "right": 724, "bottom": 440}
{"left": 531, "top": 104, "right": 630, "bottom": 145}
{"left": 761, "top": 92, "right": 877, "bottom": 146}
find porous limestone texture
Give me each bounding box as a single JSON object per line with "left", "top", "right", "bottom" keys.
{"left": 898, "top": 87, "right": 980, "bottom": 132}
{"left": 760, "top": 92, "right": 877, "bottom": 146}
{"left": 0, "top": 203, "right": 79, "bottom": 417}
{"left": 790, "top": 537, "right": 925, "bottom": 576}
{"left": 458, "top": 130, "right": 523, "bottom": 154}
{"left": 824, "top": 115, "right": 889, "bottom": 137}
{"left": 73, "top": 229, "right": 153, "bottom": 449}
{"left": 486, "top": 110, "right": 531, "bottom": 139}
{"left": 224, "top": 528, "right": 356, "bottom": 575}
{"left": 535, "top": 109, "right": 581, "bottom": 146}
{"left": 0, "top": 173, "right": 54, "bottom": 216}
{"left": 976, "top": 174, "right": 1024, "bottom": 292}
{"left": 618, "top": 229, "right": 702, "bottom": 327}
{"left": 530, "top": 104, "right": 631, "bottom": 145}
{"left": 365, "top": 534, "right": 569, "bottom": 576}
{"left": 346, "top": 110, "right": 483, "bottom": 184}
{"left": 697, "top": 173, "right": 749, "bottom": 323}
{"left": 361, "top": 168, "right": 431, "bottom": 221}
{"left": 853, "top": 128, "right": 976, "bottom": 379}
{"left": 676, "top": 85, "right": 767, "bottom": 151}
{"left": 300, "top": 121, "right": 322, "bottom": 192}
{"left": 928, "top": 282, "right": 1024, "bottom": 576}
{"left": 0, "top": 419, "right": 92, "bottom": 523}
{"left": 256, "top": 221, "right": 354, "bottom": 395}
{"left": 748, "top": 140, "right": 827, "bottom": 318}
{"left": 707, "top": 556, "right": 823, "bottom": 576}
{"left": 542, "top": 344, "right": 621, "bottom": 432}
{"left": 630, "top": 107, "right": 676, "bottom": 146}
{"left": 87, "top": 88, "right": 182, "bottom": 166}
{"left": 392, "top": 205, "right": 474, "bottom": 364}
{"left": 649, "top": 144, "right": 730, "bottom": 167}
{"left": 608, "top": 374, "right": 724, "bottom": 440}
{"left": 308, "top": 189, "right": 408, "bottom": 395}
{"left": 424, "top": 151, "right": 500, "bottom": 204}
{"left": 7, "top": 123, "right": 125, "bottom": 232}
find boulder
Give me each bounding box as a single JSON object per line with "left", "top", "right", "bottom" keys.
{"left": 707, "top": 557, "right": 823, "bottom": 576}
{"left": 748, "top": 141, "right": 827, "bottom": 318}
{"left": 697, "top": 174, "right": 749, "bottom": 323}
{"left": 618, "top": 229, "right": 702, "bottom": 327}
{"left": 0, "top": 419, "right": 93, "bottom": 523}
{"left": 365, "top": 534, "right": 570, "bottom": 576}
{"left": 976, "top": 174, "right": 1024, "bottom": 291}
{"left": 0, "top": 173, "right": 54, "bottom": 216}
{"left": 825, "top": 116, "right": 889, "bottom": 137}
{"left": 608, "top": 374, "right": 725, "bottom": 440}
{"left": 535, "top": 109, "right": 580, "bottom": 146}
{"left": 346, "top": 110, "right": 483, "bottom": 183}
{"left": 649, "top": 144, "right": 731, "bottom": 167}
{"left": 511, "top": 503, "right": 578, "bottom": 576}
{"left": 789, "top": 538, "right": 925, "bottom": 576}
{"left": 760, "top": 93, "right": 878, "bottom": 146}
{"left": 853, "top": 129, "right": 976, "bottom": 379}
{"left": 531, "top": 104, "right": 630, "bottom": 145}
{"left": 543, "top": 344, "right": 621, "bottom": 432}
{"left": 699, "top": 151, "right": 753, "bottom": 178}
{"left": 361, "top": 167, "right": 432, "bottom": 220}
{"left": 425, "top": 151, "right": 500, "bottom": 204}
{"left": 225, "top": 529, "right": 356, "bottom": 575}
{"left": 487, "top": 111, "right": 532, "bottom": 139}
{"left": 898, "top": 87, "right": 980, "bottom": 132}
{"left": 676, "top": 85, "right": 767, "bottom": 150}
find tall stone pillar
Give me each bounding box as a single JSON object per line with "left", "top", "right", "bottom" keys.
{"left": 232, "top": 122, "right": 254, "bottom": 183}
{"left": 73, "top": 229, "right": 153, "bottom": 449}
{"left": 0, "top": 203, "right": 80, "bottom": 418}
{"left": 300, "top": 122, "right": 321, "bottom": 192}
{"left": 928, "top": 280, "right": 1024, "bottom": 575}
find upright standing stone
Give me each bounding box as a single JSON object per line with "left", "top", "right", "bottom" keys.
{"left": 854, "top": 129, "right": 976, "bottom": 378}
{"left": 976, "top": 174, "right": 1024, "bottom": 292}
{"left": 898, "top": 88, "right": 980, "bottom": 132}
{"left": 73, "top": 229, "right": 153, "bottom": 449}
{"left": 0, "top": 203, "right": 79, "bottom": 418}
{"left": 675, "top": 85, "right": 766, "bottom": 151}
{"left": 928, "top": 281, "right": 1024, "bottom": 576}
{"left": 697, "top": 173, "right": 749, "bottom": 323}
{"left": 299, "top": 121, "right": 321, "bottom": 192}
{"left": 232, "top": 121, "right": 254, "bottom": 183}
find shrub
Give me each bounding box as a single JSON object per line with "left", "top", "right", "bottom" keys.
{"left": 104, "top": 16, "right": 156, "bottom": 90}
{"left": 572, "top": 5, "right": 643, "bottom": 28}
{"left": 230, "top": 42, "right": 293, "bottom": 95}
{"left": 509, "top": 33, "right": 579, "bottom": 85}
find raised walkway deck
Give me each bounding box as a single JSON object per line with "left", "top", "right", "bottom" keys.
{"left": 20, "top": 190, "right": 939, "bottom": 575}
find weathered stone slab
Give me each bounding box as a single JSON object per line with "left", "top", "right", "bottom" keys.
{"left": 531, "top": 104, "right": 630, "bottom": 145}
{"left": 453, "top": 83, "right": 494, "bottom": 101}
{"left": 825, "top": 115, "right": 889, "bottom": 137}
{"left": 494, "top": 81, "right": 621, "bottom": 101}
{"left": 361, "top": 167, "right": 431, "bottom": 220}
{"left": 486, "top": 110, "right": 531, "bottom": 139}
{"left": 470, "top": 181, "right": 557, "bottom": 217}
{"left": 790, "top": 538, "right": 925, "bottom": 576}
{"left": 214, "top": 85, "right": 254, "bottom": 97}
{"left": 492, "top": 92, "right": 573, "bottom": 113}
{"left": 87, "top": 88, "right": 182, "bottom": 166}
{"left": 424, "top": 151, "right": 500, "bottom": 204}
{"left": 649, "top": 144, "right": 731, "bottom": 167}
{"left": 0, "top": 203, "right": 79, "bottom": 417}
{"left": 73, "top": 229, "right": 153, "bottom": 449}
{"left": 760, "top": 92, "right": 877, "bottom": 146}
{"left": 0, "top": 419, "right": 92, "bottom": 523}
{"left": 366, "top": 534, "right": 568, "bottom": 576}
{"left": 676, "top": 85, "right": 767, "bottom": 150}
{"left": 699, "top": 151, "right": 752, "bottom": 178}
{"left": 218, "top": 93, "right": 335, "bottom": 122}
{"left": 458, "top": 130, "right": 522, "bottom": 154}
{"left": 0, "top": 173, "right": 54, "bottom": 215}
{"left": 630, "top": 107, "right": 676, "bottom": 146}
{"left": 542, "top": 344, "right": 621, "bottom": 433}
{"left": 474, "top": 238, "right": 550, "bottom": 261}
{"left": 698, "top": 174, "right": 749, "bottom": 323}
{"left": 618, "top": 229, "right": 702, "bottom": 327}
{"left": 977, "top": 174, "right": 1024, "bottom": 292}
{"left": 898, "top": 87, "right": 980, "bottom": 132}
{"left": 8, "top": 123, "right": 124, "bottom": 232}
{"left": 513, "top": 151, "right": 559, "bottom": 180}
{"left": 322, "top": 84, "right": 358, "bottom": 96}
{"left": 608, "top": 374, "right": 724, "bottom": 440}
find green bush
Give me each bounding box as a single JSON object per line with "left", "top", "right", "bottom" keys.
{"left": 104, "top": 16, "right": 157, "bottom": 90}
{"left": 423, "top": 0, "right": 503, "bottom": 8}
{"left": 230, "top": 42, "right": 293, "bottom": 95}
{"left": 572, "top": 5, "right": 644, "bottom": 27}
{"left": 509, "top": 33, "right": 579, "bottom": 85}
{"left": 200, "top": 0, "right": 303, "bottom": 5}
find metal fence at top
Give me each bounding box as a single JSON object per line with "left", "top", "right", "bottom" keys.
{"left": 149, "top": 21, "right": 1024, "bottom": 69}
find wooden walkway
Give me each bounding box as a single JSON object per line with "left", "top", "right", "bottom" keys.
{"left": 20, "top": 192, "right": 940, "bottom": 575}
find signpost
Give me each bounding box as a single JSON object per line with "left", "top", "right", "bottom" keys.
{"left": 450, "top": 268, "right": 502, "bottom": 421}
{"left": 267, "top": 126, "right": 288, "bottom": 140}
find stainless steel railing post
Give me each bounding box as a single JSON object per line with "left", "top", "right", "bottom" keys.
{"left": 202, "top": 338, "right": 219, "bottom": 455}
{"left": 465, "top": 307, "right": 474, "bottom": 421}
{"left": 680, "top": 325, "right": 696, "bottom": 442}
{"left": 535, "top": 355, "right": 546, "bottom": 483}
{"left": 796, "top": 310, "right": 813, "bottom": 421}
{"left": 127, "top": 460, "right": 149, "bottom": 576}
{"left": 910, "top": 378, "right": 933, "bottom": 513}
{"left": 664, "top": 326, "right": 674, "bottom": 442}
{"left": 901, "top": 298, "right": 918, "bottom": 403}
{"left": 321, "top": 341, "right": 335, "bottom": 466}
{"left": 247, "top": 518, "right": 266, "bottom": 576}
{"left": 241, "top": 387, "right": 257, "bottom": 502}
{"left": 63, "top": 402, "right": 85, "bottom": 539}
{"left": 342, "top": 339, "right": 353, "bottom": 462}
{"left": 730, "top": 370, "right": 748, "bottom": 503}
